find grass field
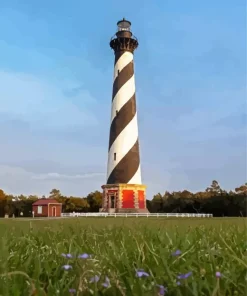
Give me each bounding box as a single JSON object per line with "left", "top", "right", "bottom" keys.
{"left": 0, "top": 217, "right": 246, "bottom": 296}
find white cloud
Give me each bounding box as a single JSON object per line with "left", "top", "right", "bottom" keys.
{"left": 32, "top": 172, "right": 104, "bottom": 180}
{"left": 0, "top": 70, "right": 98, "bottom": 129}
{"left": 0, "top": 165, "right": 105, "bottom": 197}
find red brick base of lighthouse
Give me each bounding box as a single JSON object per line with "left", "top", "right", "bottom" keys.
{"left": 101, "top": 184, "right": 149, "bottom": 213}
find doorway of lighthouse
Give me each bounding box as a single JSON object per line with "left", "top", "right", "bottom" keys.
{"left": 110, "top": 195, "right": 115, "bottom": 208}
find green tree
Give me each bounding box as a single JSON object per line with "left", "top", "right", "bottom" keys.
{"left": 194, "top": 191, "right": 210, "bottom": 199}
{"left": 86, "top": 191, "right": 102, "bottom": 211}
{"left": 15, "top": 194, "right": 28, "bottom": 201}
{"left": 180, "top": 190, "right": 193, "bottom": 199}
{"left": 0, "top": 189, "right": 6, "bottom": 201}
{"left": 163, "top": 191, "right": 172, "bottom": 199}
{"left": 49, "top": 189, "right": 61, "bottom": 200}
{"left": 235, "top": 183, "right": 247, "bottom": 194}
{"left": 27, "top": 195, "right": 39, "bottom": 201}
{"left": 152, "top": 193, "right": 164, "bottom": 212}
{"left": 206, "top": 180, "right": 223, "bottom": 194}
{"left": 55, "top": 195, "right": 67, "bottom": 204}
{"left": 0, "top": 189, "right": 6, "bottom": 217}
{"left": 65, "top": 197, "right": 89, "bottom": 212}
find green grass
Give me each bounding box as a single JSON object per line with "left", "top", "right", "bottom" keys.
{"left": 0, "top": 218, "right": 246, "bottom": 296}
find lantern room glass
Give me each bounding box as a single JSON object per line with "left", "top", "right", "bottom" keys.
{"left": 117, "top": 19, "right": 131, "bottom": 32}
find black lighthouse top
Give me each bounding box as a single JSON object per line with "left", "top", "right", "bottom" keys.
{"left": 110, "top": 18, "right": 138, "bottom": 53}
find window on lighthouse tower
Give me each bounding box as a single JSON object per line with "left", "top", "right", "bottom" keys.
{"left": 114, "top": 153, "right": 116, "bottom": 161}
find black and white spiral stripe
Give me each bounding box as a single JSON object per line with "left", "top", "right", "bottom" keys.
{"left": 106, "top": 50, "right": 141, "bottom": 185}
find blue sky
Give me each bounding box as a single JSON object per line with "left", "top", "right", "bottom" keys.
{"left": 0, "top": 0, "right": 246, "bottom": 198}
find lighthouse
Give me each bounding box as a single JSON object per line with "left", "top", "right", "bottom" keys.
{"left": 101, "top": 18, "right": 148, "bottom": 213}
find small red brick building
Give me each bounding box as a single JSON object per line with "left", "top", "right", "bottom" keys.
{"left": 32, "top": 199, "right": 62, "bottom": 217}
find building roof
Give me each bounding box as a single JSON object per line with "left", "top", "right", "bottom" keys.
{"left": 32, "top": 199, "right": 62, "bottom": 206}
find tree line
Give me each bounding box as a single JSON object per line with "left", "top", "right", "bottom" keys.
{"left": 148, "top": 180, "right": 247, "bottom": 217}
{"left": 0, "top": 180, "right": 246, "bottom": 217}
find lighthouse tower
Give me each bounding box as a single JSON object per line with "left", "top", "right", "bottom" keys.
{"left": 101, "top": 18, "right": 148, "bottom": 213}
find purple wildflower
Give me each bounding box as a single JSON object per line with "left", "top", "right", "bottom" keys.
{"left": 68, "top": 288, "right": 76, "bottom": 294}
{"left": 102, "top": 276, "right": 110, "bottom": 288}
{"left": 156, "top": 285, "right": 167, "bottom": 295}
{"left": 177, "top": 271, "right": 192, "bottom": 279}
{"left": 89, "top": 275, "right": 100, "bottom": 283}
{"left": 172, "top": 250, "right": 182, "bottom": 256}
{"left": 78, "top": 253, "right": 91, "bottom": 259}
{"left": 216, "top": 271, "right": 221, "bottom": 278}
{"left": 62, "top": 265, "right": 72, "bottom": 270}
{"left": 136, "top": 269, "right": 150, "bottom": 278}
{"left": 61, "top": 253, "right": 73, "bottom": 258}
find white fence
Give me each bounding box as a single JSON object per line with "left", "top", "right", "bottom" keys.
{"left": 61, "top": 212, "right": 213, "bottom": 218}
